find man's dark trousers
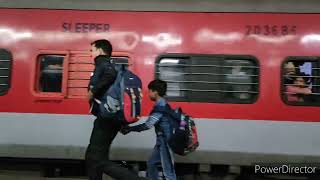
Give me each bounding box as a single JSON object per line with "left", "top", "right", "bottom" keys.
{"left": 85, "top": 116, "right": 145, "bottom": 180}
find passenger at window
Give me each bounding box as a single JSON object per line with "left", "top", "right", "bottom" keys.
{"left": 286, "top": 72, "right": 312, "bottom": 102}
{"left": 39, "top": 57, "right": 63, "bottom": 92}
{"left": 226, "top": 66, "right": 251, "bottom": 100}
{"left": 284, "top": 62, "right": 297, "bottom": 85}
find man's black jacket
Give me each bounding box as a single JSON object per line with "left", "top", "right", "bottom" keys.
{"left": 88, "top": 55, "right": 117, "bottom": 99}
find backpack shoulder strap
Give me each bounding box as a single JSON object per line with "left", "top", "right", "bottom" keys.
{"left": 119, "top": 68, "right": 125, "bottom": 110}
{"left": 151, "top": 104, "right": 178, "bottom": 120}
{"left": 151, "top": 104, "right": 171, "bottom": 113}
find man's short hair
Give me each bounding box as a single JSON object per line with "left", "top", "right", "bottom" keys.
{"left": 148, "top": 79, "right": 167, "bottom": 97}
{"left": 91, "top": 39, "right": 112, "bottom": 58}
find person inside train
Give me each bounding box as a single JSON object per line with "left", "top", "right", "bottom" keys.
{"left": 39, "top": 56, "right": 63, "bottom": 92}
{"left": 225, "top": 66, "right": 251, "bottom": 100}
{"left": 284, "top": 62, "right": 296, "bottom": 85}
{"left": 286, "top": 72, "right": 312, "bottom": 102}
{"left": 121, "top": 79, "right": 177, "bottom": 180}
{"left": 85, "top": 39, "right": 146, "bottom": 180}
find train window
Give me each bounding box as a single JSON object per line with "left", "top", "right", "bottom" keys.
{"left": 282, "top": 57, "right": 320, "bottom": 106}
{"left": 155, "top": 54, "right": 259, "bottom": 103}
{"left": 0, "top": 49, "right": 12, "bottom": 95}
{"left": 38, "top": 55, "right": 64, "bottom": 93}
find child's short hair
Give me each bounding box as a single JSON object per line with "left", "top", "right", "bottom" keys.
{"left": 148, "top": 79, "right": 167, "bottom": 97}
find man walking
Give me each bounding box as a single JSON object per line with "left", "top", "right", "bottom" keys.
{"left": 85, "top": 39, "right": 145, "bottom": 180}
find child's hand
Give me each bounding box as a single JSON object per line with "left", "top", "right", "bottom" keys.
{"left": 120, "top": 126, "right": 131, "bottom": 135}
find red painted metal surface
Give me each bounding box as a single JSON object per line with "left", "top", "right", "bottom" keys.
{"left": 0, "top": 9, "right": 319, "bottom": 122}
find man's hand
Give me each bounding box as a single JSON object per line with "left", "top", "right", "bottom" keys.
{"left": 88, "top": 90, "right": 93, "bottom": 100}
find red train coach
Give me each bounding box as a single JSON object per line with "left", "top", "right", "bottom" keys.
{"left": 0, "top": 0, "right": 320, "bottom": 169}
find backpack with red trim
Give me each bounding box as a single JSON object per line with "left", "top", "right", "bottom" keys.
{"left": 120, "top": 67, "right": 143, "bottom": 123}
{"left": 153, "top": 105, "right": 199, "bottom": 156}
{"left": 94, "top": 64, "right": 142, "bottom": 124}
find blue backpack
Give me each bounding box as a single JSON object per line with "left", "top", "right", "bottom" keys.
{"left": 94, "top": 64, "right": 142, "bottom": 124}
{"left": 153, "top": 104, "right": 199, "bottom": 156}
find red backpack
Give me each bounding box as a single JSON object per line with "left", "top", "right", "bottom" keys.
{"left": 94, "top": 64, "right": 142, "bottom": 124}
{"left": 121, "top": 69, "right": 142, "bottom": 123}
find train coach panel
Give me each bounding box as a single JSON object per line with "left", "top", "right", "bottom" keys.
{"left": 0, "top": 9, "right": 319, "bottom": 121}
{"left": 1, "top": 8, "right": 320, "bottom": 164}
